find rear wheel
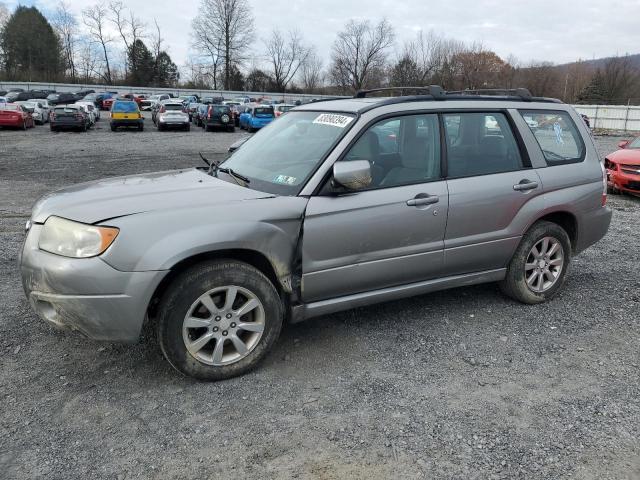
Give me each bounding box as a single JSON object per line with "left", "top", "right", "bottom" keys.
{"left": 138, "top": 123, "right": 144, "bottom": 132}
{"left": 110, "top": 125, "right": 117, "bottom": 132}
{"left": 499, "top": 221, "right": 571, "bottom": 304}
{"left": 157, "top": 260, "right": 283, "bottom": 381}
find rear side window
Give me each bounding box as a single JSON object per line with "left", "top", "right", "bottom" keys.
{"left": 520, "top": 110, "right": 585, "bottom": 164}
{"left": 443, "top": 112, "right": 524, "bottom": 178}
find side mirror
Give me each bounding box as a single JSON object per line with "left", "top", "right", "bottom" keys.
{"left": 618, "top": 140, "right": 630, "bottom": 149}
{"left": 333, "top": 160, "right": 372, "bottom": 191}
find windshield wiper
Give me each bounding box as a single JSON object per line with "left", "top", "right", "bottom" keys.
{"left": 199, "top": 152, "right": 250, "bottom": 185}
{"left": 217, "top": 167, "right": 250, "bottom": 184}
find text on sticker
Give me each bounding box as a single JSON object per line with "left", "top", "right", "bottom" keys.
{"left": 313, "top": 114, "right": 354, "bottom": 128}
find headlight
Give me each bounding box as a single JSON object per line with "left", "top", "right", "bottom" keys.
{"left": 38, "top": 216, "right": 119, "bottom": 258}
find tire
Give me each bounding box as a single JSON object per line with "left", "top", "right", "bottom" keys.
{"left": 248, "top": 126, "right": 254, "bottom": 133}
{"left": 499, "top": 221, "right": 571, "bottom": 304}
{"left": 138, "top": 124, "right": 144, "bottom": 132}
{"left": 185, "top": 125, "right": 190, "bottom": 132}
{"left": 157, "top": 260, "right": 283, "bottom": 381}
{"left": 110, "top": 125, "right": 117, "bottom": 132}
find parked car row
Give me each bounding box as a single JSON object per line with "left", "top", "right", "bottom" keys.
{"left": 0, "top": 93, "right": 101, "bottom": 131}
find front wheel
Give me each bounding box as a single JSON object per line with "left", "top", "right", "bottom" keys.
{"left": 157, "top": 260, "right": 283, "bottom": 381}
{"left": 499, "top": 221, "right": 571, "bottom": 304}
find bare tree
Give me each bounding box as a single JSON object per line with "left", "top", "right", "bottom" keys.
{"left": 0, "top": 1, "right": 11, "bottom": 66}
{"left": 77, "top": 36, "right": 101, "bottom": 83}
{"left": 192, "top": 0, "right": 254, "bottom": 89}
{"left": 264, "top": 29, "right": 310, "bottom": 92}
{"left": 300, "top": 48, "right": 323, "bottom": 93}
{"left": 600, "top": 56, "right": 638, "bottom": 103}
{"left": 0, "top": 2, "right": 8, "bottom": 28}
{"left": 52, "top": 1, "right": 79, "bottom": 82}
{"left": 191, "top": 16, "right": 224, "bottom": 88}
{"left": 82, "top": 3, "right": 114, "bottom": 84}
{"left": 108, "top": 1, "right": 146, "bottom": 76}
{"left": 330, "top": 19, "right": 395, "bottom": 92}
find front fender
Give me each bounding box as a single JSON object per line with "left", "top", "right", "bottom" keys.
{"left": 100, "top": 196, "right": 308, "bottom": 284}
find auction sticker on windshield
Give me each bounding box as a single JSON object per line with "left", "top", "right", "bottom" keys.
{"left": 313, "top": 113, "right": 354, "bottom": 128}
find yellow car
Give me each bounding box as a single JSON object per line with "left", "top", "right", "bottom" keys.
{"left": 110, "top": 100, "right": 144, "bottom": 131}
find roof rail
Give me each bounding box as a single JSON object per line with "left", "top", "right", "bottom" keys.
{"left": 447, "top": 88, "right": 533, "bottom": 101}
{"left": 354, "top": 85, "right": 446, "bottom": 100}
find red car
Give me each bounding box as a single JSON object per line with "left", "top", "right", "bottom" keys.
{"left": 0, "top": 103, "right": 35, "bottom": 129}
{"left": 605, "top": 137, "right": 640, "bottom": 196}
{"left": 102, "top": 96, "right": 116, "bottom": 110}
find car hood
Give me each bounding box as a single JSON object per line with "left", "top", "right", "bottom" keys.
{"left": 31, "top": 168, "right": 275, "bottom": 224}
{"left": 608, "top": 149, "right": 640, "bottom": 165}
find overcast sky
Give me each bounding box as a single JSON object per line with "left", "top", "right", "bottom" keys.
{"left": 4, "top": 0, "right": 638, "bottom": 70}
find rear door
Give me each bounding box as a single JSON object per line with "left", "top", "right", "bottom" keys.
{"left": 443, "top": 111, "right": 543, "bottom": 275}
{"left": 302, "top": 113, "right": 448, "bottom": 302}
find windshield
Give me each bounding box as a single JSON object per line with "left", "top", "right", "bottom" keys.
{"left": 47, "top": 94, "right": 59, "bottom": 100}
{"left": 628, "top": 137, "right": 640, "bottom": 149}
{"left": 221, "top": 111, "right": 355, "bottom": 195}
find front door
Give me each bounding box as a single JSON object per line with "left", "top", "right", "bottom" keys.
{"left": 302, "top": 113, "right": 448, "bottom": 303}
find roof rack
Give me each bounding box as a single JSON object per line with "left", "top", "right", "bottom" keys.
{"left": 447, "top": 88, "right": 533, "bottom": 101}
{"left": 355, "top": 85, "right": 446, "bottom": 100}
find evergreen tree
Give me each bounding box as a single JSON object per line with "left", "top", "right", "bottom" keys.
{"left": 577, "top": 70, "right": 606, "bottom": 104}
{"left": 127, "top": 39, "right": 154, "bottom": 86}
{"left": 222, "top": 64, "right": 244, "bottom": 91}
{"left": 153, "top": 51, "right": 179, "bottom": 87}
{"left": 0, "top": 6, "right": 63, "bottom": 81}
{"left": 390, "top": 55, "right": 421, "bottom": 87}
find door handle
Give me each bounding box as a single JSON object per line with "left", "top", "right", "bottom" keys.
{"left": 513, "top": 180, "right": 539, "bottom": 191}
{"left": 406, "top": 195, "right": 439, "bottom": 207}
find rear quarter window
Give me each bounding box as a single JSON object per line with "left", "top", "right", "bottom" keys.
{"left": 520, "top": 110, "right": 585, "bottom": 165}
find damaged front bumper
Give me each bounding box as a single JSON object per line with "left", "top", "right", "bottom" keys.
{"left": 20, "top": 224, "right": 167, "bottom": 342}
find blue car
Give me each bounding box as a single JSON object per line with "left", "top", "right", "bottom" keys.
{"left": 239, "top": 106, "right": 275, "bottom": 132}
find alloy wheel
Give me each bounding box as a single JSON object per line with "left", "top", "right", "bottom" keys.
{"left": 525, "top": 236, "right": 564, "bottom": 293}
{"left": 182, "top": 285, "right": 265, "bottom": 366}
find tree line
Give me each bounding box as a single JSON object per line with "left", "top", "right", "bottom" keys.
{"left": 1, "top": 0, "right": 639, "bottom": 104}
{"left": 0, "top": 2, "right": 178, "bottom": 87}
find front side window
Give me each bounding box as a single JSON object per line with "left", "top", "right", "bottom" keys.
{"left": 222, "top": 111, "right": 355, "bottom": 195}
{"left": 341, "top": 114, "right": 441, "bottom": 189}
{"left": 443, "top": 112, "right": 523, "bottom": 178}
{"left": 520, "top": 110, "right": 585, "bottom": 164}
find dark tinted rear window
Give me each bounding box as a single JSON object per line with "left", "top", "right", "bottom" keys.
{"left": 112, "top": 101, "right": 139, "bottom": 112}
{"left": 255, "top": 107, "right": 274, "bottom": 115}
{"left": 164, "top": 104, "right": 184, "bottom": 111}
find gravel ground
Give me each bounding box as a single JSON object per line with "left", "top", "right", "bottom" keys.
{"left": 0, "top": 119, "right": 638, "bottom": 480}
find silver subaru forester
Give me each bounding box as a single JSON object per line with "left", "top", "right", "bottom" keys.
{"left": 20, "top": 86, "right": 612, "bottom": 380}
